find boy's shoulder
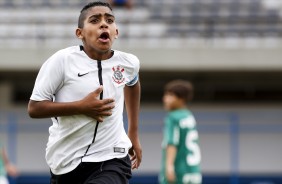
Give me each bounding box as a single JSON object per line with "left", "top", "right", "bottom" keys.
{"left": 169, "top": 108, "right": 193, "bottom": 118}
{"left": 44, "top": 46, "right": 83, "bottom": 65}
{"left": 113, "top": 50, "right": 139, "bottom": 61}
{"left": 56, "top": 46, "right": 81, "bottom": 55}
{"left": 170, "top": 108, "right": 191, "bottom": 113}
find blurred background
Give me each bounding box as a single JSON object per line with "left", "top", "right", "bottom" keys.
{"left": 0, "top": 0, "right": 282, "bottom": 183}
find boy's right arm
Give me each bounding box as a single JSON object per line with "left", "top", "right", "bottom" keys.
{"left": 28, "top": 86, "right": 115, "bottom": 122}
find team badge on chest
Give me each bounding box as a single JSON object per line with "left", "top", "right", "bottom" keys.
{"left": 112, "top": 65, "right": 125, "bottom": 84}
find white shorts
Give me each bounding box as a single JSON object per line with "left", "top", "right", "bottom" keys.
{"left": 0, "top": 176, "right": 8, "bottom": 184}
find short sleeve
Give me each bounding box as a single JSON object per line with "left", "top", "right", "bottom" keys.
{"left": 30, "top": 50, "right": 65, "bottom": 101}
{"left": 164, "top": 116, "right": 180, "bottom": 146}
{"left": 126, "top": 75, "right": 139, "bottom": 86}
{"left": 124, "top": 53, "right": 140, "bottom": 86}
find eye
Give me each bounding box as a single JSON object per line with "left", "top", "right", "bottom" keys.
{"left": 107, "top": 18, "right": 114, "bottom": 24}
{"left": 90, "top": 18, "right": 99, "bottom": 24}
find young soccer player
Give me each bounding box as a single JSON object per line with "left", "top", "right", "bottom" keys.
{"left": 159, "top": 80, "right": 202, "bottom": 184}
{"left": 28, "top": 1, "right": 142, "bottom": 183}
{"left": 0, "top": 143, "right": 18, "bottom": 184}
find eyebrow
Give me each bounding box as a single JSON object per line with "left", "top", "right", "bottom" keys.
{"left": 88, "top": 13, "right": 115, "bottom": 19}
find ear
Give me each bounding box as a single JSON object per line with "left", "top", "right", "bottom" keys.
{"left": 76, "top": 28, "right": 83, "bottom": 39}
{"left": 115, "top": 28, "right": 119, "bottom": 39}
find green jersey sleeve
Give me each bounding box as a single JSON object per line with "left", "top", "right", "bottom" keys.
{"left": 164, "top": 115, "right": 180, "bottom": 146}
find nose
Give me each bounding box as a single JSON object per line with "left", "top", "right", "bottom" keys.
{"left": 100, "top": 19, "right": 108, "bottom": 29}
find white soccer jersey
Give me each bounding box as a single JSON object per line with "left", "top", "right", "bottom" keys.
{"left": 30, "top": 45, "right": 140, "bottom": 175}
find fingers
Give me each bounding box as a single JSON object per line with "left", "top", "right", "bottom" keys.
{"left": 130, "top": 154, "right": 136, "bottom": 161}
{"left": 130, "top": 148, "right": 142, "bottom": 170}
{"left": 131, "top": 161, "right": 138, "bottom": 170}
{"left": 84, "top": 86, "right": 115, "bottom": 121}
{"left": 93, "top": 99, "right": 115, "bottom": 122}
{"left": 95, "top": 116, "right": 104, "bottom": 122}
{"left": 92, "top": 86, "right": 115, "bottom": 105}
{"left": 100, "top": 98, "right": 115, "bottom": 108}
{"left": 131, "top": 156, "right": 141, "bottom": 170}
{"left": 93, "top": 86, "right": 114, "bottom": 105}
{"left": 135, "top": 154, "right": 141, "bottom": 169}
{"left": 98, "top": 100, "right": 115, "bottom": 116}
{"left": 93, "top": 85, "right": 103, "bottom": 95}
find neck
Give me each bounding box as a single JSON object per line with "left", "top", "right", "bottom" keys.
{"left": 83, "top": 47, "right": 113, "bottom": 61}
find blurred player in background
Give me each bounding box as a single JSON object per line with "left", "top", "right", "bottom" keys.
{"left": 108, "top": 0, "right": 133, "bottom": 9}
{"left": 0, "top": 143, "right": 18, "bottom": 184}
{"left": 159, "top": 80, "right": 202, "bottom": 184}
{"left": 28, "top": 1, "right": 141, "bottom": 184}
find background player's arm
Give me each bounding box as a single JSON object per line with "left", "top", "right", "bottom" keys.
{"left": 28, "top": 86, "right": 115, "bottom": 122}
{"left": 1, "top": 147, "right": 18, "bottom": 177}
{"left": 124, "top": 80, "right": 142, "bottom": 169}
{"left": 166, "top": 145, "right": 177, "bottom": 183}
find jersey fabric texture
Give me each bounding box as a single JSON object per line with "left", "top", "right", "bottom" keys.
{"left": 30, "top": 45, "right": 140, "bottom": 175}
{"left": 159, "top": 109, "right": 202, "bottom": 184}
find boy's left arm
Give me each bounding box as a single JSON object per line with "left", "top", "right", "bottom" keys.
{"left": 124, "top": 80, "right": 142, "bottom": 169}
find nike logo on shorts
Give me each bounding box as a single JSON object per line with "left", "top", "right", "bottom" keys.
{"left": 78, "top": 72, "right": 89, "bottom": 77}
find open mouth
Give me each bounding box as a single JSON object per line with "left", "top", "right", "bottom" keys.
{"left": 99, "top": 32, "right": 110, "bottom": 42}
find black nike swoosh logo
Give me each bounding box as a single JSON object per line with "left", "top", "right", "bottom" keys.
{"left": 78, "top": 72, "right": 89, "bottom": 77}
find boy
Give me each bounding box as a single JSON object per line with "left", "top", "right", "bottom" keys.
{"left": 0, "top": 143, "right": 18, "bottom": 184}
{"left": 28, "top": 1, "right": 142, "bottom": 184}
{"left": 159, "top": 80, "right": 202, "bottom": 184}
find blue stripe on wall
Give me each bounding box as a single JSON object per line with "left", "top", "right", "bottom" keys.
{"left": 8, "top": 174, "right": 282, "bottom": 184}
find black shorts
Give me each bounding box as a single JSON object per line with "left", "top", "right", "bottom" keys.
{"left": 50, "top": 155, "right": 132, "bottom": 184}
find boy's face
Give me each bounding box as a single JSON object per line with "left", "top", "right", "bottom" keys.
{"left": 163, "top": 92, "right": 183, "bottom": 111}
{"left": 76, "top": 6, "right": 118, "bottom": 53}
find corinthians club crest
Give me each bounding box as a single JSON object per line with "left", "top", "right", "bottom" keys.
{"left": 112, "top": 65, "right": 125, "bottom": 84}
